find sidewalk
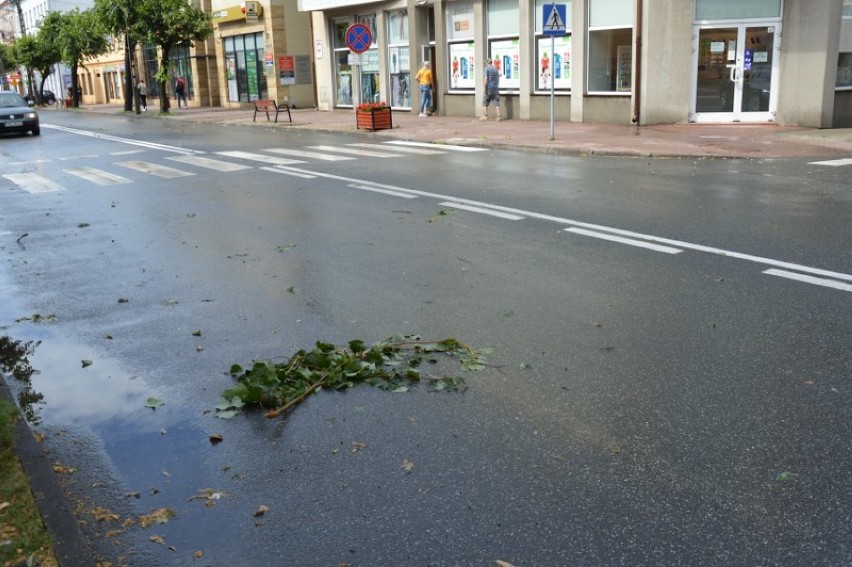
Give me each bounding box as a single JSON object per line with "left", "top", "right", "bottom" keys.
{"left": 67, "top": 103, "right": 852, "bottom": 159}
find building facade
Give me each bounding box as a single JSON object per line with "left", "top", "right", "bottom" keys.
{"left": 298, "top": 0, "right": 852, "bottom": 127}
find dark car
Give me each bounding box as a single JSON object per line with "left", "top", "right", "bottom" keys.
{"left": 24, "top": 89, "right": 56, "bottom": 105}
{"left": 0, "top": 91, "right": 40, "bottom": 136}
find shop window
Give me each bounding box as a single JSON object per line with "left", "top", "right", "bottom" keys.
{"left": 143, "top": 44, "right": 159, "bottom": 97}
{"left": 223, "top": 32, "right": 267, "bottom": 102}
{"left": 387, "top": 10, "right": 411, "bottom": 109}
{"left": 487, "top": 0, "right": 520, "bottom": 91}
{"left": 355, "top": 14, "right": 380, "bottom": 105}
{"left": 332, "top": 17, "right": 353, "bottom": 106}
{"left": 588, "top": 0, "right": 632, "bottom": 93}
{"left": 535, "top": 0, "right": 572, "bottom": 91}
{"left": 170, "top": 44, "right": 194, "bottom": 99}
{"left": 838, "top": 0, "right": 852, "bottom": 89}
{"left": 447, "top": 0, "right": 475, "bottom": 90}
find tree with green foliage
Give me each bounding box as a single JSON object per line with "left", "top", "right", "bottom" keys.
{"left": 16, "top": 13, "right": 63, "bottom": 105}
{"left": 94, "top": 0, "right": 146, "bottom": 113}
{"left": 137, "top": 0, "right": 212, "bottom": 113}
{"left": 51, "top": 9, "right": 109, "bottom": 108}
{"left": 0, "top": 43, "right": 17, "bottom": 90}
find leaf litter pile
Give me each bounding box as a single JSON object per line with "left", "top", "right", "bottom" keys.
{"left": 218, "top": 335, "right": 491, "bottom": 419}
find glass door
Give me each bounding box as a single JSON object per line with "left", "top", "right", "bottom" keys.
{"left": 691, "top": 24, "right": 779, "bottom": 122}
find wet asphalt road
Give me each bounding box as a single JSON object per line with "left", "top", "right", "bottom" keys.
{"left": 1, "top": 112, "right": 852, "bottom": 566}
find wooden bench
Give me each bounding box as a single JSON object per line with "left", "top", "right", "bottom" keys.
{"left": 253, "top": 99, "right": 291, "bottom": 124}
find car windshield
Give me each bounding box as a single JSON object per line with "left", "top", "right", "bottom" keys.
{"left": 0, "top": 93, "right": 27, "bottom": 108}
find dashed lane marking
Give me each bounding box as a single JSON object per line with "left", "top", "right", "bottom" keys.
{"left": 566, "top": 227, "right": 683, "bottom": 254}
{"left": 440, "top": 201, "right": 524, "bottom": 221}
{"left": 349, "top": 183, "right": 418, "bottom": 199}
{"left": 763, "top": 269, "right": 852, "bottom": 292}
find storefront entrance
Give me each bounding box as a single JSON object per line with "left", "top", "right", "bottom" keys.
{"left": 691, "top": 23, "right": 780, "bottom": 123}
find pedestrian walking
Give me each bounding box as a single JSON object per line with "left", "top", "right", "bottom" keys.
{"left": 482, "top": 58, "right": 502, "bottom": 121}
{"left": 138, "top": 80, "right": 148, "bottom": 111}
{"left": 175, "top": 77, "right": 187, "bottom": 109}
{"left": 414, "top": 61, "right": 434, "bottom": 117}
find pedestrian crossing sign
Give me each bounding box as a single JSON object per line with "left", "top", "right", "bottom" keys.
{"left": 542, "top": 3, "right": 567, "bottom": 36}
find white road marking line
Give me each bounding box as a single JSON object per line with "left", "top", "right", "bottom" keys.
{"left": 566, "top": 228, "right": 683, "bottom": 254}
{"left": 59, "top": 154, "right": 99, "bottom": 161}
{"left": 349, "top": 143, "right": 445, "bottom": 155}
{"left": 440, "top": 201, "right": 524, "bottom": 220}
{"left": 167, "top": 155, "right": 252, "bottom": 172}
{"left": 307, "top": 145, "right": 401, "bottom": 158}
{"left": 111, "top": 150, "right": 145, "bottom": 156}
{"left": 41, "top": 124, "right": 203, "bottom": 155}
{"left": 261, "top": 166, "right": 316, "bottom": 179}
{"left": 117, "top": 161, "right": 195, "bottom": 178}
{"left": 217, "top": 150, "right": 305, "bottom": 166}
{"left": 64, "top": 166, "right": 131, "bottom": 186}
{"left": 349, "top": 183, "right": 418, "bottom": 199}
{"left": 808, "top": 158, "right": 852, "bottom": 166}
{"left": 7, "top": 159, "right": 51, "bottom": 166}
{"left": 3, "top": 173, "right": 62, "bottom": 193}
{"left": 268, "top": 165, "right": 852, "bottom": 287}
{"left": 265, "top": 148, "right": 356, "bottom": 161}
{"left": 764, "top": 269, "right": 852, "bottom": 292}
{"left": 384, "top": 140, "right": 487, "bottom": 152}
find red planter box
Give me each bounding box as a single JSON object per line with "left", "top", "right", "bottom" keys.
{"left": 356, "top": 108, "right": 393, "bottom": 131}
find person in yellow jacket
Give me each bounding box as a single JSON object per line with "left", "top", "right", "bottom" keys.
{"left": 414, "top": 61, "right": 434, "bottom": 117}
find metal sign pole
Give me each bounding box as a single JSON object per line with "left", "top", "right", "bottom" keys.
{"left": 550, "top": 33, "right": 555, "bottom": 141}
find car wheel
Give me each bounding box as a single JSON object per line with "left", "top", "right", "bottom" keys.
{"left": 32, "top": 128, "right": 40, "bottom": 136}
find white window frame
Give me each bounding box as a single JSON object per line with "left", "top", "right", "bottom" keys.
{"left": 534, "top": 0, "right": 573, "bottom": 93}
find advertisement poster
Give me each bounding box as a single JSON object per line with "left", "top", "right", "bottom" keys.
{"left": 537, "top": 36, "right": 571, "bottom": 90}
{"left": 246, "top": 51, "right": 258, "bottom": 100}
{"left": 489, "top": 39, "right": 520, "bottom": 90}
{"left": 226, "top": 56, "right": 238, "bottom": 101}
{"left": 449, "top": 43, "right": 475, "bottom": 89}
{"left": 279, "top": 55, "right": 295, "bottom": 85}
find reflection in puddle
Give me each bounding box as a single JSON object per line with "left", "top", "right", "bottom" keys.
{"left": 0, "top": 336, "right": 43, "bottom": 422}
{"left": 25, "top": 336, "right": 183, "bottom": 435}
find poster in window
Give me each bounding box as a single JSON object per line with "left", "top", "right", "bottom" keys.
{"left": 537, "top": 36, "right": 571, "bottom": 90}
{"left": 246, "top": 50, "right": 259, "bottom": 100}
{"left": 489, "top": 38, "right": 520, "bottom": 90}
{"left": 616, "top": 45, "right": 631, "bottom": 92}
{"left": 449, "top": 42, "right": 475, "bottom": 89}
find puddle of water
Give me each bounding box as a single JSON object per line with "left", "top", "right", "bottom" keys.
{"left": 23, "top": 334, "right": 184, "bottom": 434}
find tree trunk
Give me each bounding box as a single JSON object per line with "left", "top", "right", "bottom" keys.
{"left": 158, "top": 49, "right": 171, "bottom": 113}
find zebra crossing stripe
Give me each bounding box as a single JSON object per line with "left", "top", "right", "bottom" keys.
{"left": 384, "top": 140, "right": 487, "bottom": 152}
{"left": 808, "top": 158, "right": 852, "bottom": 166}
{"left": 265, "top": 148, "right": 356, "bottom": 161}
{"left": 3, "top": 173, "right": 62, "bottom": 193}
{"left": 307, "top": 145, "right": 401, "bottom": 158}
{"left": 117, "top": 161, "right": 195, "bottom": 178}
{"left": 64, "top": 166, "right": 131, "bottom": 186}
{"left": 167, "top": 155, "right": 252, "bottom": 171}
{"left": 349, "top": 143, "right": 445, "bottom": 155}
{"left": 216, "top": 150, "right": 305, "bottom": 166}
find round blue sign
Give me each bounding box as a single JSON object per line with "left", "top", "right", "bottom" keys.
{"left": 345, "top": 23, "right": 373, "bottom": 54}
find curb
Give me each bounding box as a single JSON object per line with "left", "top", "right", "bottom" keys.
{"left": 0, "top": 376, "right": 97, "bottom": 567}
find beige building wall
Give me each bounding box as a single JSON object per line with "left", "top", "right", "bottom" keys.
{"left": 777, "top": 0, "right": 842, "bottom": 127}
{"left": 639, "top": 0, "right": 693, "bottom": 125}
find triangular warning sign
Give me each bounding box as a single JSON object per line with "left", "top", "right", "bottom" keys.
{"left": 545, "top": 5, "right": 565, "bottom": 31}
